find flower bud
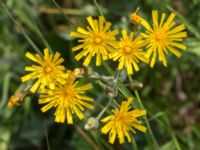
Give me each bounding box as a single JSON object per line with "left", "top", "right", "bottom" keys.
{"left": 8, "top": 91, "right": 27, "bottom": 108}
{"left": 130, "top": 80, "right": 143, "bottom": 90}
{"left": 84, "top": 117, "right": 99, "bottom": 130}
{"left": 130, "top": 7, "right": 142, "bottom": 24}
{"left": 73, "top": 68, "right": 85, "bottom": 77}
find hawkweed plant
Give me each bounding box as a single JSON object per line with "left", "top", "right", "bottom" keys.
{"left": 8, "top": 4, "right": 187, "bottom": 148}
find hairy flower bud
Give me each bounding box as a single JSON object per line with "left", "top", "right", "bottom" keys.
{"left": 84, "top": 117, "right": 99, "bottom": 130}
{"left": 8, "top": 91, "right": 27, "bottom": 108}
{"left": 73, "top": 68, "right": 85, "bottom": 77}
{"left": 130, "top": 80, "right": 143, "bottom": 90}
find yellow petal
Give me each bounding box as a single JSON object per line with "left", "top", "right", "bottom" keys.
{"left": 30, "top": 80, "right": 41, "bottom": 93}
{"left": 103, "top": 22, "right": 112, "bottom": 32}
{"left": 21, "top": 73, "right": 34, "bottom": 82}
{"left": 52, "top": 52, "right": 61, "bottom": 63}
{"left": 118, "top": 126, "right": 125, "bottom": 144}
{"left": 169, "top": 32, "right": 187, "bottom": 38}
{"left": 169, "top": 42, "right": 186, "bottom": 50}
{"left": 127, "top": 63, "right": 133, "bottom": 74}
{"left": 132, "top": 123, "right": 147, "bottom": 133}
{"left": 99, "top": 16, "right": 104, "bottom": 31}
{"left": 132, "top": 61, "right": 139, "bottom": 72}
{"left": 43, "top": 48, "right": 50, "bottom": 60}
{"left": 122, "top": 29, "right": 128, "bottom": 40}
{"left": 26, "top": 52, "right": 42, "bottom": 64}
{"left": 166, "top": 12, "right": 175, "bottom": 26}
{"left": 125, "top": 132, "right": 131, "bottom": 143}
{"left": 168, "top": 24, "right": 186, "bottom": 35}
{"left": 150, "top": 52, "right": 157, "bottom": 68}
{"left": 109, "top": 130, "right": 117, "bottom": 144}
{"left": 152, "top": 10, "right": 158, "bottom": 28}
{"left": 140, "top": 19, "right": 153, "bottom": 32}
{"left": 72, "top": 44, "right": 85, "bottom": 52}
{"left": 74, "top": 106, "right": 84, "bottom": 120}
{"left": 96, "top": 52, "right": 101, "bottom": 66}
{"left": 67, "top": 109, "right": 73, "bottom": 124}
{"left": 77, "top": 83, "right": 93, "bottom": 91}
{"left": 79, "top": 101, "right": 94, "bottom": 110}
{"left": 55, "top": 107, "right": 65, "bottom": 123}
{"left": 132, "top": 109, "right": 147, "bottom": 117}
{"left": 87, "top": 16, "right": 95, "bottom": 31}
{"left": 159, "top": 13, "right": 166, "bottom": 27}
{"left": 41, "top": 101, "right": 55, "bottom": 112}
{"left": 70, "top": 31, "right": 86, "bottom": 38}
{"left": 118, "top": 58, "right": 125, "bottom": 70}
{"left": 167, "top": 46, "right": 182, "bottom": 57}
{"left": 77, "top": 27, "right": 89, "bottom": 35}
{"left": 77, "top": 95, "right": 94, "bottom": 101}
{"left": 83, "top": 54, "right": 92, "bottom": 67}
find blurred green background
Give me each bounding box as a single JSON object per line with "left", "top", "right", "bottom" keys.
{"left": 0, "top": 0, "right": 200, "bottom": 150}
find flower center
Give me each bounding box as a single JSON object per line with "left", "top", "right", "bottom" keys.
{"left": 94, "top": 37, "right": 102, "bottom": 44}
{"left": 152, "top": 29, "right": 168, "bottom": 46}
{"left": 61, "top": 87, "right": 75, "bottom": 107}
{"left": 124, "top": 46, "right": 132, "bottom": 53}
{"left": 44, "top": 66, "right": 52, "bottom": 73}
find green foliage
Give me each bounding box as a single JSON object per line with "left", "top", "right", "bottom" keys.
{"left": 0, "top": 0, "right": 200, "bottom": 150}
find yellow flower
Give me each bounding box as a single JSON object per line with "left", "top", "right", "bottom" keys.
{"left": 21, "top": 48, "right": 67, "bottom": 93}
{"left": 101, "top": 98, "right": 147, "bottom": 144}
{"left": 109, "top": 29, "right": 149, "bottom": 74}
{"left": 70, "top": 16, "right": 119, "bottom": 66}
{"left": 130, "top": 7, "right": 142, "bottom": 24}
{"left": 38, "top": 70, "right": 94, "bottom": 124}
{"left": 140, "top": 10, "right": 187, "bottom": 67}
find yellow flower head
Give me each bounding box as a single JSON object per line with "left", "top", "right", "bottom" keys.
{"left": 38, "top": 70, "right": 94, "bottom": 124}
{"left": 109, "top": 29, "right": 149, "bottom": 74}
{"left": 141, "top": 10, "right": 187, "bottom": 68}
{"left": 130, "top": 7, "right": 142, "bottom": 24}
{"left": 21, "top": 48, "right": 67, "bottom": 93}
{"left": 101, "top": 98, "right": 147, "bottom": 144}
{"left": 70, "top": 16, "right": 119, "bottom": 66}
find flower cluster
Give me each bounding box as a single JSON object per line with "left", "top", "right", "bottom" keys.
{"left": 39, "top": 70, "right": 94, "bottom": 124}
{"left": 21, "top": 48, "right": 94, "bottom": 124}
{"left": 9, "top": 9, "right": 187, "bottom": 145}
{"left": 71, "top": 10, "right": 186, "bottom": 73}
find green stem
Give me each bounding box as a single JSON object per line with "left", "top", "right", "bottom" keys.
{"left": 31, "top": 20, "right": 53, "bottom": 54}
{"left": 96, "top": 98, "right": 113, "bottom": 120}
{"left": 0, "top": 72, "right": 15, "bottom": 109}
{"left": 163, "top": 114, "right": 181, "bottom": 150}
{"left": 52, "top": 0, "right": 76, "bottom": 29}
{"left": 131, "top": 136, "right": 138, "bottom": 150}
{"left": 149, "top": 112, "right": 182, "bottom": 150}
{"left": 100, "top": 138, "right": 114, "bottom": 150}
{"left": 134, "top": 90, "right": 160, "bottom": 150}
{"left": 93, "top": 0, "right": 105, "bottom": 18}
{"left": 44, "top": 118, "right": 51, "bottom": 150}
